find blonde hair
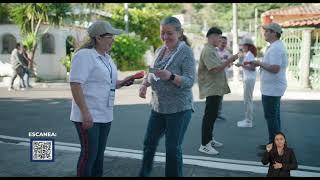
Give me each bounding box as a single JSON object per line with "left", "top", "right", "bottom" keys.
{"left": 76, "top": 36, "right": 96, "bottom": 52}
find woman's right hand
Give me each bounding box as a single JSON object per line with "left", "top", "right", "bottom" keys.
{"left": 139, "top": 84, "right": 148, "bottom": 98}
{"left": 82, "top": 112, "right": 93, "bottom": 129}
{"left": 266, "top": 143, "right": 273, "bottom": 152}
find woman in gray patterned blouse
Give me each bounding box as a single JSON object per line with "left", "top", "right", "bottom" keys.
{"left": 138, "top": 16, "right": 195, "bottom": 177}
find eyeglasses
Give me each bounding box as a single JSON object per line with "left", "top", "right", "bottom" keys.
{"left": 100, "top": 33, "right": 115, "bottom": 39}
{"left": 103, "top": 35, "right": 114, "bottom": 39}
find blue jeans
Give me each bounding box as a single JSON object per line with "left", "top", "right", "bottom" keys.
{"left": 261, "top": 95, "right": 281, "bottom": 144}
{"left": 139, "top": 109, "right": 192, "bottom": 177}
{"left": 74, "top": 122, "right": 111, "bottom": 177}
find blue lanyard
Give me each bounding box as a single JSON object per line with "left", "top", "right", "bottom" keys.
{"left": 98, "top": 56, "right": 113, "bottom": 85}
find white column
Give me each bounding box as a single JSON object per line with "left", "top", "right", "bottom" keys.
{"left": 300, "top": 29, "right": 312, "bottom": 89}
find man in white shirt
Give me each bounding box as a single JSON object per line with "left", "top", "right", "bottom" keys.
{"left": 216, "top": 36, "right": 232, "bottom": 121}
{"left": 251, "top": 23, "right": 288, "bottom": 147}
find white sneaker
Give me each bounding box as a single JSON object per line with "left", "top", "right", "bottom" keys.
{"left": 237, "top": 119, "right": 253, "bottom": 128}
{"left": 199, "top": 143, "right": 219, "bottom": 155}
{"left": 8, "top": 87, "right": 14, "bottom": 91}
{"left": 211, "top": 139, "right": 223, "bottom": 147}
{"left": 20, "top": 88, "right": 25, "bottom": 91}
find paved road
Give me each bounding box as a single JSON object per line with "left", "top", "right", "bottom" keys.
{"left": 0, "top": 85, "right": 320, "bottom": 176}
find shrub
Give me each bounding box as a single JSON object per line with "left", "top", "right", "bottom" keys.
{"left": 111, "top": 34, "right": 148, "bottom": 71}
{"left": 61, "top": 50, "right": 74, "bottom": 72}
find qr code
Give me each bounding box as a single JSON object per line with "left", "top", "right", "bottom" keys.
{"left": 30, "top": 139, "right": 54, "bottom": 162}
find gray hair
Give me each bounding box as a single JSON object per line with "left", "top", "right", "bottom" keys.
{"left": 160, "top": 16, "right": 182, "bottom": 32}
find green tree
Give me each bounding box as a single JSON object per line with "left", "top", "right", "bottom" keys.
{"left": 9, "top": 3, "right": 71, "bottom": 75}
{"left": 0, "top": 3, "right": 11, "bottom": 24}
{"left": 110, "top": 6, "right": 171, "bottom": 50}
{"left": 190, "top": 3, "right": 303, "bottom": 32}
{"left": 110, "top": 34, "right": 148, "bottom": 71}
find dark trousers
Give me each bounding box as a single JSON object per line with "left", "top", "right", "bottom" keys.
{"left": 74, "top": 122, "right": 111, "bottom": 177}
{"left": 10, "top": 66, "right": 26, "bottom": 88}
{"left": 139, "top": 109, "right": 192, "bottom": 177}
{"left": 23, "top": 67, "right": 31, "bottom": 87}
{"left": 201, "top": 95, "right": 222, "bottom": 145}
{"left": 262, "top": 95, "right": 281, "bottom": 144}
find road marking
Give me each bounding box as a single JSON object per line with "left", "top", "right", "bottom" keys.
{"left": 1, "top": 134, "right": 320, "bottom": 176}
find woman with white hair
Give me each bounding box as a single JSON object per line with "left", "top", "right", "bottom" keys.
{"left": 138, "top": 16, "right": 195, "bottom": 177}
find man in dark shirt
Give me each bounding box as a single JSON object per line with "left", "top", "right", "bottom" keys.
{"left": 19, "top": 45, "right": 33, "bottom": 88}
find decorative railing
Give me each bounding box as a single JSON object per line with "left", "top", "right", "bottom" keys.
{"left": 310, "top": 30, "right": 320, "bottom": 89}
{"left": 282, "top": 29, "right": 302, "bottom": 80}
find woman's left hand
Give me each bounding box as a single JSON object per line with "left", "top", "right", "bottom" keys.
{"left": 273, "top": 162, "right": 283, "bottom": 169}
{"left": 154, "top": 69, "right": 171, "bottom": 81}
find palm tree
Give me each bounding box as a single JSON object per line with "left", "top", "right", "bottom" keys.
{"left": 9, "top": 3, "right": 71, "bottom": 76}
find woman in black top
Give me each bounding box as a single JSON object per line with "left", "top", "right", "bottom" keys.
{"left": 261, "top": 132, "right": 298, "bottom": 177}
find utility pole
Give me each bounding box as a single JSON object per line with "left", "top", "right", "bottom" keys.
{"left": 232, "top": 3, "right": 240, "bottom": 83}
{"left": 124, "top": 3, "right": 129, "bottom": 34}
{"left": 254, "top": 8, "right": 258, "bottom": 46}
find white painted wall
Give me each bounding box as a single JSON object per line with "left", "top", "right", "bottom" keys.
{"left": 0, "top": 24, "right": 87, "bottom": 80}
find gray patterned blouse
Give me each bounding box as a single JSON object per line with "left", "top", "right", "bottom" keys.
{"left": 149, "top": 41, "right": 196, "bottom": 114}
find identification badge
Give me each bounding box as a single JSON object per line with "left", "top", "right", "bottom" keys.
{"left": 108, "top": 89, "right": 115, "bottom": 107}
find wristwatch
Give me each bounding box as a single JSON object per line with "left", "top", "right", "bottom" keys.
{"left": 168, "top": 72, "right": 175, "bottom": 81}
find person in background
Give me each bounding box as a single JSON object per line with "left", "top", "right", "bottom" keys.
{"left": 69, "top": 20, "right": 135, "bottom": 177}
{"left": 19, "top": 45, "right": 33, "bottom": 88}
{"left": 261, "top": 132, "right": 297, "bottom": 177}
{"left": 251, "top": 23, "right": 288, "bottom": 149}
{"left": 215, "top": 36, "right": 232, "bottom": 121}
{"left": 235, "top": 38, "right": 257, "bottom": 128}
{"left": 138, "top": 16, "right": 195, "bottom": 177}
{"left": 8, "top": 43, "right": 26, "bottom": 91}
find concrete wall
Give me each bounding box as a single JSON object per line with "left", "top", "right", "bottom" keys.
{"left": 0, "top": 24, "right": 87, "bottom": 80}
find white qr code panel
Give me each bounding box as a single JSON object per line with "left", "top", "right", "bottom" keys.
{"left": 30, "top": 139, "right": 54, "bottom": 162}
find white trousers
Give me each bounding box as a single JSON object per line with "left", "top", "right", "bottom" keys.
{"left": 243, "top": 79, "right": 256, "bottom": 121}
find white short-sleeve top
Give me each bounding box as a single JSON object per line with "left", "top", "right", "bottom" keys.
{"left": 69, "top": 48, "right": 118, "bottom": 123}
{"left": 260, "top": 40, "right": 288, "bottom": 96}
{"left": 243, "top": 51, "right": 257, "bottom": 80}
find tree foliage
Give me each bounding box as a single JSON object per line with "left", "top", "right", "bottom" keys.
{"left": 110, "top": 34, "right": 149, "bottom": 71}
{"left": 8, "top": 3, "right": 71, "bottom": 76}
{"left": 190, "top": 3, "right": 303, "bottom": 32}
{"left": 109, "top": 6, "right": 171, "bottom": 50}
{"left": 0, "top": 3, "right": 11, "bottom": 24}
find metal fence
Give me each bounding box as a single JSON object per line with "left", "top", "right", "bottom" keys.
{"left": 310, "top": 30, "right": 320, "bottom": 89}
{"left": 281, "top": 29, "right": 302, "bottom": 81}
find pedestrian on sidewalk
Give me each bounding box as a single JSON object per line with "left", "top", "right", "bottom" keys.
{"left": 251, "top": 23, "right": 288, "bottom": 147}
{"left": 216, "top": 36, "right": 232, "bottom": 121}
{"left": 69, "top": 20, "right": 135, "bottom": 177}
{"left": 19, "top": 45, "right": 33, "bottom": 88}
{"left": 235, "top": 38, "right": 257, "bottom": 128}
{"left": 261, "top": 132, "right": 297, "bottom": 177}
{"left": 8, "top": 43, "right": 27, "bottom": 91}
{"left": 197, "top": 27, "right": 241, "bottom": 155}
{"left": 138, "top": 16, "right": 195, "bottom": 177}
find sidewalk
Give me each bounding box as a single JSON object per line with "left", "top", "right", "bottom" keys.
{"left": 1, "top": 77, "right": 320, "bottom": 103}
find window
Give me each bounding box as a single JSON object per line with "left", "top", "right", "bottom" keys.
{"left": 2, "top": 34, "right": 16, "bottom": 54}
{"left": 41, "top": 33, "right": 55, "bottom": 54}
